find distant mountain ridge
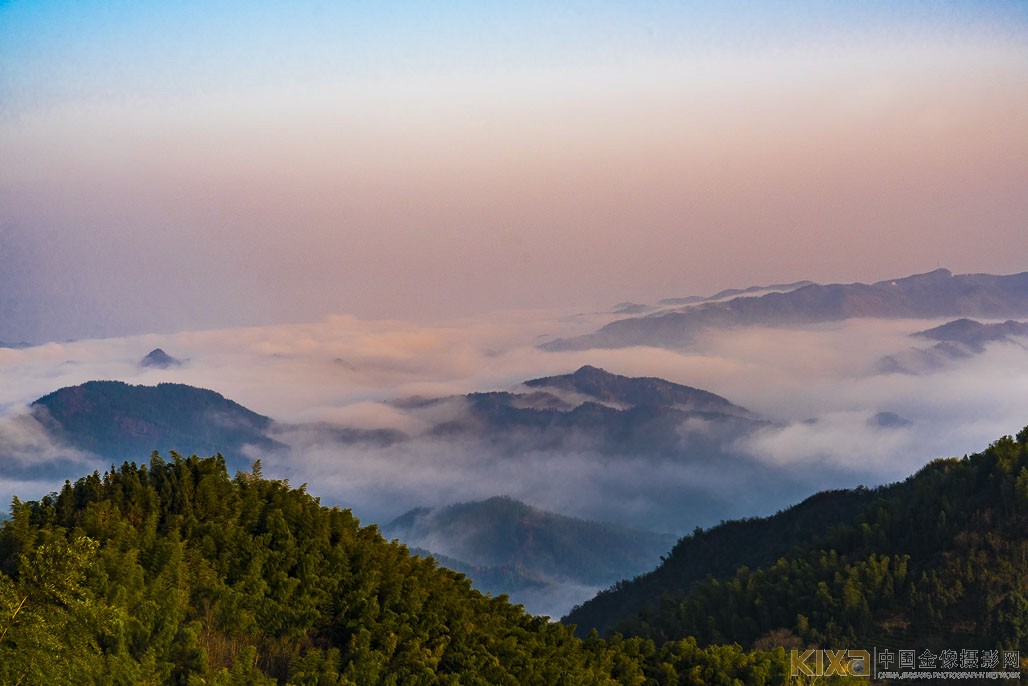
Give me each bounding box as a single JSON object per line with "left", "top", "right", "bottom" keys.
{"left": 877, "top": 317, "right": 1028, "bottom": 374}
{"left": 656, "top": 279, "right": 816, "bottom": 307}
{"left": 417, "top": 366, "right": 766, "bottom": 472}
{"left": 523, "top": 365, "right": 752, "bottom": 417}
{"left": 17, "top": 369, "right": 851, "bottom": 617}
{"left": 386, "top": 496, "right": 675, "bottom": 586}
{"left": 544, "top": 269, "right": 1028, "bottom": 350}
{"left": 31, "top": 381, "right": 282, "bottom": 469}
{"left": 24, "top": 367, "right": 756, "bottom": 473}
{"left": 913, "top": 318, "right": 1028, "bottom": 352}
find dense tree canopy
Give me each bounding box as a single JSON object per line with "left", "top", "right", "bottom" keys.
{"left": 0, "top": 452, "right": 824, "bottom": 685}
{"left": 571, "top": 428, "right": 1028, "bottom": 657}
{"left": 4, "top": 427, "right": 1026, "bottom": 683}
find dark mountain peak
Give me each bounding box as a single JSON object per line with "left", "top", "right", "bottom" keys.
{"left": 140, "top": 347, "right": 183, "bottom": 368}
{"left": 31, "top": 380, "right": 279, "bottom": 467}
{"left": 877, "top": 316, "right": 1028, "bottom": 374}
{"left": 567, "top": 364, "right": 621, "bottom": 389}
{"left": 35, "top": 380, "right": 254, "bottom": 416}
{"left": 524, "top": 365, "right": 747, "bottom": 415}
{"left": 478, "top": 494, "right": 532, "bottom": 511}
{"left": 574, "top": 364, "right": 605, "bottom": 376}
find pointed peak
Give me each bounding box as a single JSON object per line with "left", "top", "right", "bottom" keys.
{"left": 573, "top": 364, "right": 610, "bottom": 376}
{"left": 140, "top": 348, "right": 183, "bottom": 369}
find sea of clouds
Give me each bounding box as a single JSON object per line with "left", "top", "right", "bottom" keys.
{"left": 2, "top": 307, "right": 1027, "bottom": 536}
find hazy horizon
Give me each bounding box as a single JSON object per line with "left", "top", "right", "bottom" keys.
{"left": 3, "top": 2, "right": 1028, "bottom": 343}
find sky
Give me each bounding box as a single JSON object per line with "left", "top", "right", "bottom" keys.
{"left": 2, "top": 1, "right": 1028, "bottom": 342}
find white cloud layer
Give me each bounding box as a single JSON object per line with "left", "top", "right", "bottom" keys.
{"left": 2, "top": 310, "right": 1027, "bottom": 535}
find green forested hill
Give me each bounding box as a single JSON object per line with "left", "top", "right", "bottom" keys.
{"left": 4, "top": 428, "right": 1025, "bottom": 684}
{"left": 0, "top": 453, "right": 815, "bottom": 685}
{"left": 566, "top": 428, "right": 1028, "bottom": 655}
{"left": 563, "top": 487, "right": 879, "bottom": 637}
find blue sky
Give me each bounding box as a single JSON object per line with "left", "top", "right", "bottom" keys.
{"left": 5, "top": 1, "right": 1024, "bottom": 111}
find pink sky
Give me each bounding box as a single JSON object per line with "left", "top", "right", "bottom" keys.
{"left": 2, "top": 5, "right": 1027, "bottom": 342}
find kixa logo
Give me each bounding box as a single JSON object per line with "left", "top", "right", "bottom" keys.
{"left": 790, "top": 649, "right": 871, "bottom": 677}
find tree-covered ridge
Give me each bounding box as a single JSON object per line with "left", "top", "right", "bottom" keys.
{"left": 570, "top": 428, "right": 1028, "bottom": 654}
{"left": 564, "top": 487, "right": 879, "bottom": 636}
{"left": 0, "top": 453, "right": 821, "bottom": 685}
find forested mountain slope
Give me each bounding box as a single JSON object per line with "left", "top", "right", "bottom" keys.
{"left": 0, "top": 453, "right": 826, "bottom": 685}
{"left": 566, "top": 427, "right": 1028, "bottom": 655}
{"left": 564, "top": 487, "right": 879, "bottom": 637}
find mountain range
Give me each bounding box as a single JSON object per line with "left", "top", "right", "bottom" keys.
{"left": 28, "top": 366, "right": 761, "bottom": 468}
{"left": 544, "top": 268, "right": 1028, "bottom": 350}
{"left": 389, "top": 365, "right": 814, "bottom": 538}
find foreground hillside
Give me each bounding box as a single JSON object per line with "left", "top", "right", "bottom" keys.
{"left": 567, "top": 427, "right": 1028, "bottom": 655}
{"left": 4, "top": 429, "right": 1025, "bottom": 684}
{"left": 0, "top": 454, "right": 814, "bottom": 685}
